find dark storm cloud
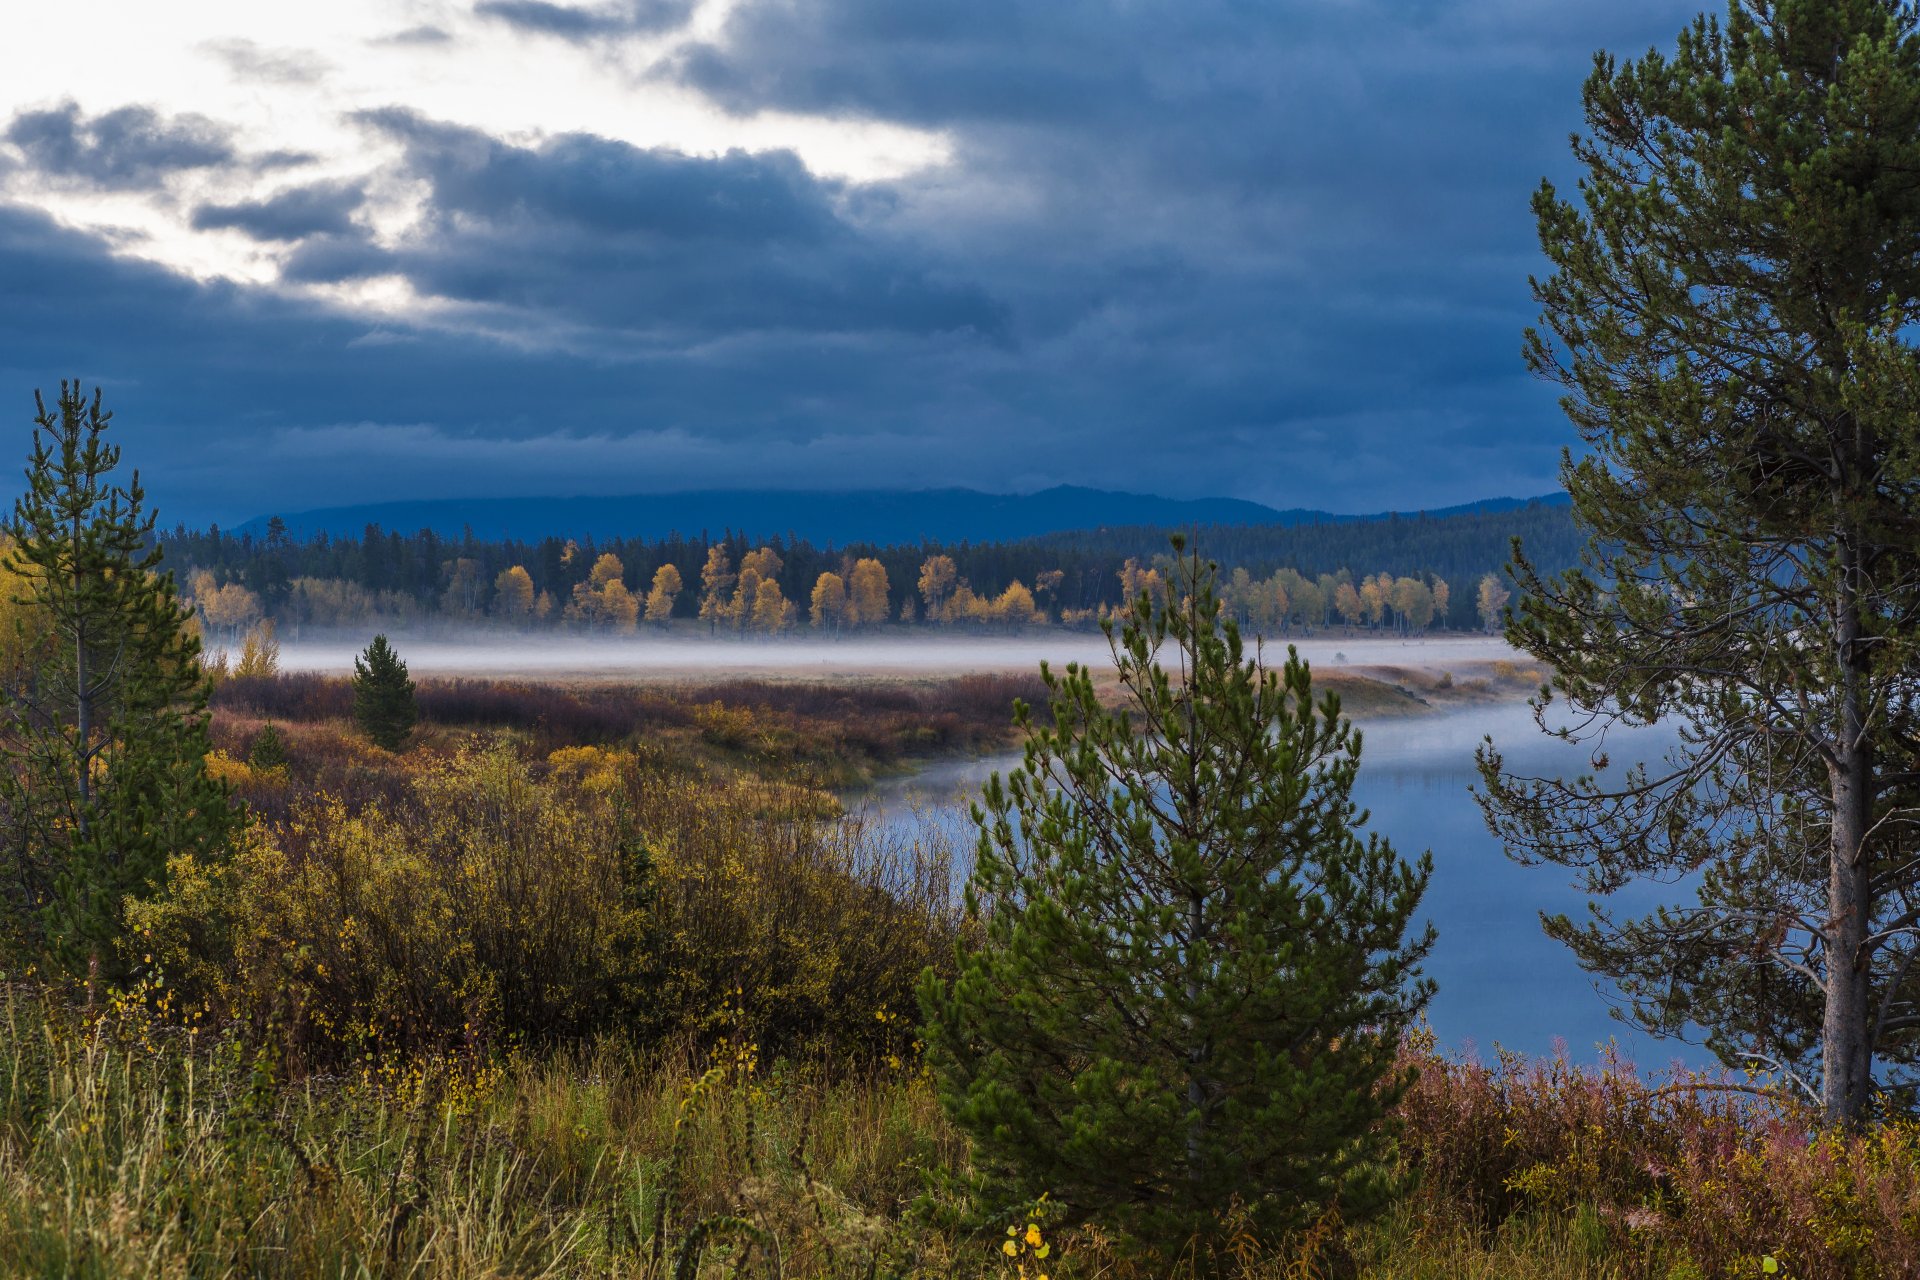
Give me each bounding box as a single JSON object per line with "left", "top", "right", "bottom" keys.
{"left": 5, "top": 101, "right": 236, "bottom": 189}
{"left": 282, "top": 109, "right": 1007, "bottom": 340}
{"left": 475, "top": 0, "right": 696, "bottom": 40}
{"left": 191, "top": 182, "right": 366, "bottom": 241}
{"left": 658, "top": 0, "right": 1697, "bottom": 484}
{"left": 0, "top": 1, "right": 1711, "bottom": 522}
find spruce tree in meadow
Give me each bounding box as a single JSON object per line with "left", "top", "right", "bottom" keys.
{"left": 248, "top": 720, "right": 287, "bottom": 772}
{"left": 351, "top": 634, "right": 416, "bottom": 751}
{"left": 918, "top": 542, "right": 1433, "bottom": 1262}
{"left": 0, "top": 382, "right": 238, "bottom": 978}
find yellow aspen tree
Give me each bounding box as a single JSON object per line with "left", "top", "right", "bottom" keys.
{"left": 699, "top": 545, "right": 734, "bottom": 632}
{"left": 493, "top": 565, "right": 536, "bottom": 623}
{"left": 602, "top": 579, "right": 640, "bottom": 633}
{"left": 918, "top": 555, "right": 957, "bottom": 621}
{"left": 1475, "top": 573, "right": 1509, "bottom": 635}
{"left": 645, "top": 563, "right": 682, "bottom": 626}
{"left": 994, "top": 580, "right": 1039, "bottom": 628}
{"left": 811, "top": 571, "right": 849, "bottom": 631}
{"left": 1359, "top": 576, "right": 1387, "bottom": 630}
{"left": 1335, "top": 581, "right": 1364, "bottom": 631}
{"left": 740, "top": 546, "right": 783, "bottom": 581}
{"left": 753, "top": 577, "right": 791, "bottom": 635}
{"left": 1397, "top": 578, "right": 1435, "bottom": 632}
{"left": 848, "top": 557, "right": 889, "bottom": 627}
{"left": 1224, "top": 567, "right": 1253, "bottom": 625}
{"left": 1034, "top": 568, "right": 1065, "bottom": 621}
{"left": 1264, "top": 573, "right": 1291, "bottom": 634}
{"left": 198, "top": 580, "right": 262, "bottom": 643}
{"left": 731, "top": 566, "right": 763, "bottom": 631}
{"left": 1391, "top": 577, "right": 1425, "bottom": 634}
{"left": 1432, "top": 577, "right": 1451, "bottom": 628}
{"left": 234, "top": 618, "right": 279, "bottom": 678}
{"left": 589, "top": 552, "right": 624, "bottom": 589}
{"left": 441, "top": 557, "right": 485, "bottom": 617}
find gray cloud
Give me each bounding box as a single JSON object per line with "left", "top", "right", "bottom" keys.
{"left": 0, "top": 2, "right": 1715, "bottom": 524}
{"left": 374, "top": 25, "right": 453, "bottom": 46}
{"left": 191, "top": 181, "right": 366, "bottom": 241}
{"left": 201, "top": 38, "right": 332, "bottom": 85}
{"left": 5, "top": 101, "right": 235, "bottom": 189}
{"left": 475, "top": 0, "right": 695, "bottom": 40}
{"left": 277, "top": 109, "right": 1008, "bottom": 341}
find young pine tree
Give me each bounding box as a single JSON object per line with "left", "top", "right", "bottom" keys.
{"left": 919, "top": 542, "right": 1434, "bottom": 1261}
{"left": 0, "top": 382, "right": 239, "bottom": 978}
{"left": 351, "top": 634, "right": 416, "bottom": 751}
{"left": 248, "top": 720, "right": 287, "bottom": 772}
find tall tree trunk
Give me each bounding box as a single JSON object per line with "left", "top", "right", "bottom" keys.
{"left": 1186, "top": 886, "right": 1206, "bottom": 1185}
{"left": 1824, "top": 558, "right": 1874, "bottom": 1125}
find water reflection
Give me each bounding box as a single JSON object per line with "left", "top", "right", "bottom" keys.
{"left": 857, "top": 700, "right": 1710, "bottom": 1069}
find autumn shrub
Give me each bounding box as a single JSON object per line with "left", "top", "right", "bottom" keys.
{"left": 416, "top": 677, "right": 676, "bottom": 742}
{"left": 1393, "top": 1035, "right": 1693, "bottom": 1231}
{"left": 628, "top": 766, "right": 966, "bottom": 1060}
{"left": 217, "top": 671, "right": 350, "bottom": 720}
{"left": 1393, "top": 1036, "right": 1920, "bottom": 1279}
{"left": 136, "top": 746, "right": 654, "bottom": 1066}
{"left": 1653, "top": 1116, "right": 1920, "bottom": 1280}
{"left": 214, "top": 672, "right": 1045, "bottom": 762}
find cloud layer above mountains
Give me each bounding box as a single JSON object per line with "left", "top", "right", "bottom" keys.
{"left": 0, "top": 0, "right": 1693, "bottom": 524}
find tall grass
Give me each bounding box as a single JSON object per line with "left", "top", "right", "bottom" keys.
{"left": 0, "top": 985, "right": 965, "bottom": 1278}
{"left": 11, "top": 982, "right": 1919, "bottom": 1279}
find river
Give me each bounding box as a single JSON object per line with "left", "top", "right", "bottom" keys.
{"left": 855, "top": 699, "right": 1707, "bottom": 1069}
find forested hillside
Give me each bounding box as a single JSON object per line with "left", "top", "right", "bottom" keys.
{"left": 164, "top": 495, "right": 1577, "bottom": 636}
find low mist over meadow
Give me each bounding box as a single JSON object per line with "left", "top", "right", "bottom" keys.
{"left": 272, "top": 629, "right": 1526, "bottom": 682}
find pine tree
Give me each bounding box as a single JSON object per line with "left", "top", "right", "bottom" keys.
{"left": 0, "top": 382, "right": 239, "bottom": 978}
{"left": 248, "top": 721, "right": 287, "bottom": 772}
{"left": 351, "top": 634, "right": 416, "bottom": 751}
{"left": 1480, "top": 0, "right": 1920, "bottom": 1126}
{"left": 919, "top": 542, "right": 1433, "bottom": 1260}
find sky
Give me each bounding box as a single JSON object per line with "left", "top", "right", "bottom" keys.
{"left": 0, "top": 0, "right": 1699, "bottom": 526}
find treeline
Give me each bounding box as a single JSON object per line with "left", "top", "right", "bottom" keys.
{"left": 160, "top": 496, "right": 1576, "bottom": 638}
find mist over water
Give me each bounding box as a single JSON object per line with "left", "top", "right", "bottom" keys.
{"left": 276, "top": 629, "right": 1524, "bottom": 680}
{"left": 861, "top": 699, "right": 1704, "bottom": 1071}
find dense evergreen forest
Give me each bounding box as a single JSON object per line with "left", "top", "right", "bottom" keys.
{"left": 161, "top": 495, "right": 1577, "bottom": 636}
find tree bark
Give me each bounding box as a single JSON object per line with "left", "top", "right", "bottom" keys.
{"left": 1824, "top": 551, "right": 1874, "bottom": 1125}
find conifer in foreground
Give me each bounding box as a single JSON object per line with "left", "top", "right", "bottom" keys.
{"left": 0, "top": 382, "right": 238, "bottom": 978}
{"left": 351, "top": 634, "right": 416, "bottom": 751}
{"left": 919, "top": 542, "right": 1434, "bottom": 1264}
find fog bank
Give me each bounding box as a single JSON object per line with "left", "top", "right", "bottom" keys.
{"left": 274, "top": 630, "right": 1525, "bottom": 682}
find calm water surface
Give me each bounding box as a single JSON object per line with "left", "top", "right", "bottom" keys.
{"left": 859, "top": 700, "right": 1707, "bottom": 1069}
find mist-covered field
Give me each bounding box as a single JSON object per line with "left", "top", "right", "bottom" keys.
{"left": 275, "top": 628, "right": 1525, "bottom": 681}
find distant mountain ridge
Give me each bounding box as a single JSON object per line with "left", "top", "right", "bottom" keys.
{"left": 237, "top": 486, "right": 1570, "bottom": 548}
